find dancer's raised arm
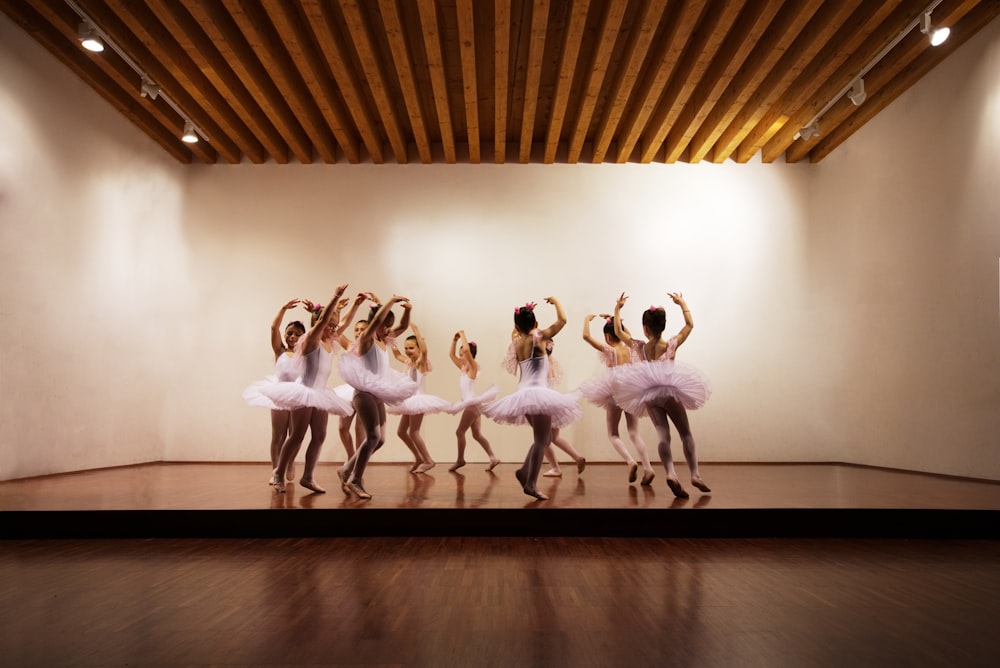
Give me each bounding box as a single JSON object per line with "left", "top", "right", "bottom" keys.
{"left": 582, "top": 314, "right": 605, "bottom": 352}
{"left": 669, "top": 292, "right": 694, "bottom": 347}
{"left": 301, "top": 284, "right": 348, "bottom": 354}
{"left": 613, "top": 292, "right": 634, "bottom": 346}
{"left": 538, "top": 296, "right": 567, "bottom": 340}
{"left": 270, "top": 299, "right": 302, "bottom": 358}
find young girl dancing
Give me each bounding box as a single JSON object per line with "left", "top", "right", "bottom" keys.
{"left": 539, "top": 340, "right": 586, "bottom": 478}
{"left": 483, "top": 298, "right": 581, "bottom": 500}
{"left": 263, "top": 285, "right": 361, "bottom": 494}
{"left": 447, "top": 330, "right": 500, "bottom": 472}
{"left": 338, "top": 295, "right": 419, "bottom": 499}
{"left": 335, "top": 316, "right": 369, "bottom": 459}
{"left": 388, "top": 322, "right": 453, "bottom": 473}
{"left": 242, "top": 298, "right": 307, "bottom": 485}
{"left": 581, "top": 313, "right": 654, "bottom": 485}
{"left": 613, "top": 292, "right": 712, "bottom": 498}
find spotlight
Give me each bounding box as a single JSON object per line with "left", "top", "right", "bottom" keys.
{"left": 140, "top": 77, "right": 160, "bottom": 100}
{"left": 77, "top": 21, "right": 104, "bottom": 52}
{"left": 920, "top": 11, "right": 950, "bottom": 46}
{"left": 847, "top": 78, "right": 867, "bottom": 106}
{"left": 798, "top": 121, "right": 819, "bottom": 141}
{"left": 181, "top": 120, "right": 199, "bottom": 144}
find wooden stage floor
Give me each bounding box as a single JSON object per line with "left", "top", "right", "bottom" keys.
{"left": 2, "top": 462, "right": 999, "bottom": 539}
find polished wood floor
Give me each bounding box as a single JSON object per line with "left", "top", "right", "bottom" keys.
{"left": 1, "top": 536, "right": 999, "bottom": 667}
{"left": 3, "top": 461, "right": 1000, "bottom": 511}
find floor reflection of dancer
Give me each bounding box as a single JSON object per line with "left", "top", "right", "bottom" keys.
{"left": 388, "top": 322, "right": 452, "bottom": 473}
{"left": 265, "top": 285, "right": 360, "bottom": 494}
{"left": 581, "top": 312, "right": 654, "bottom": 485}
{"left": 483, "top": 298, "right": 581, "bottom": 500}
{"left": 242, "top": 298, "right": 307, "bottom": 485}
{"left": 540, "top": 340, "right": 586, "bottom": 478}
{"left": 335, "top": 318, "right": 368, "bottom": 460}
{"left": 613, "top": 292, "right": 712, "bottom": 498}
{"left": 447, "top": 330, "right": 500, "bottom": 472}
{"left": 338, "top": 295, "right": 419, "bottom": 499}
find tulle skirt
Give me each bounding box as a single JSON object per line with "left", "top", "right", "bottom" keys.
{"left": 387, "top": 392, "right": 455, "bottom": 416}
{"left": 339, "top": 353, "right": 419, "bottom": 405}
{"left": 579, "top": 368, "right": 619, "bottom": 410}
{"left": 450, "top": 384, "right": 499, "bottom": 414}
{"left": 613, "top": 359, "right": 712, "bottom": 414}
{"left": 483, "top": 386, "right": 582, "bottom": 429}
{"left": 334, "top": 383, "right": 354, "bottom": 403}
{"left": 242, "top": 377, "right": 282, "bottom": 410}
{"left": 257, "top": 380, "right": 355, "bottom": 416}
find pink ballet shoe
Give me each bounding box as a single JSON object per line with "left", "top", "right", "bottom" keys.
{"left": 691, "top": 477, "right": 711, "bottom": 493}
{"left": 628, "top": 461, "right": 638, "bottom": 483}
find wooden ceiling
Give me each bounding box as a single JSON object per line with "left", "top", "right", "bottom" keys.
{"left": 3, "top": 1, "right": 998, "bottom": 165}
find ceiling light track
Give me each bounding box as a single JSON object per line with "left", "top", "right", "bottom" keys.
{"left": 797, "top": 0, "right": 949, "bottom": 141}
{"left": 64, "top": 0, "right": 206, "bottom": 145}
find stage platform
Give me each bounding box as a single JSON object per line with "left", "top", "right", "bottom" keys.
{"left": 2, "top": 462, "right": 998, "bottom": 539}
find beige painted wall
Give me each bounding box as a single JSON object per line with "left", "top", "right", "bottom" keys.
{"left": 1, "top": 13, "right": 997, "bottom": 481}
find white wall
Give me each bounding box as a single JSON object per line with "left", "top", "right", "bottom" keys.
{"left": 1, "top": 13, "right": 997, "bottom": 482}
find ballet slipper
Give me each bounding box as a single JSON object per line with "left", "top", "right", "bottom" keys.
{"left": 523, "top": 486, "right": 548, "bottom": 501}
{"left": 515, "top": 468, "right": 527, "bottom": 488}
{"left": 409, "top": 461, "right": 421, "bottom": 473}
{"left": 641, "top": 470, "right": 656, "bottom": 486}
{"left": 542, "top": 469, "right": 562, "bottom": 478}
{"left": 577, "top": 458, "right": 586, "bottom": 474}
{"left": 666, "top": 477, "right": 689, "bottom": 499}
{"left": 628, "top": 461, "right": 638, "bottom": 483}
{"left": 691, "top": 477, "right": 712, "bottom": 493}
{"left": 287, "top": 463, "right": 296, "bottom": 482}
{"left": 268, "top": 474, "right": 276, "bottom": 485}
{"left": 346, "top": 480, "right": 372, "bottom": 500}
{"left": 300, "top": 479, "right": 326, "bottom": 494}
{"left": 416, "top": 462, "right": 436, "bottom": 474}
{"left": 449, "top": 460, "right": 466, "bottom": 472}
{"left": 487, "top": 457, "right": 501, "bottom": 472}
{"left": 273, "top": 478, "right": 286, "bottom": 494}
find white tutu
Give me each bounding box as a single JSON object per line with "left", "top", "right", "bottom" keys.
{"left": 339, "top": 347, "right": 418, "bottom": 405}
{"left": 388, "top": 392, "right": 454, "bottom": 416}
{"left": 257, "top": 381, "right": 355, "bottom": 415}
{"left": 334, "top": 383, "right": 354, "bottom": 403}
{"left": 613, "top": 359, "right": 712, "bottom": 414}
{"left": 483, "top": 354, "right": 582, "bottom": 428}
{"left": 242, "top": 376, "right": 281, "bottom": 410}
{"left": 579, "top": 367, "right": 619, "bottom": 410}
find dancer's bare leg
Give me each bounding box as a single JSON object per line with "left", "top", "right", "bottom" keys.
{"left": 397, "top": 415, "right": 424, "bottom": 472}
{"left": 269, "top": 409, "right": 291, "bottom": 484}
{"left": 551, "top": 428, "right": 585, "bottom": 474}
{"left": 450, "top": 410, "right": 473, "bottom": 471}
{"left": 408, "top": 415, "right": 436, "bottom": 473}
{"left": 470, "top": 412, "right": 500, "bottom": 471}
{"left": 517, "top": 414, "right": 552, "bottom": 499}
{"left": 337, "top": 418, "right": 367, "bottom": 484}
{"left": 624, "top": 411, "right": 654, "bottom": 485}
{"left": 647, "top": 403, "right": 687, "bottom": 498}
{"left": 299, "top": 410, "right": 330, "bottom": 493}
{"left": 273, "top": 407, "right": 313, "bottom": 493}
{"left": 664, "top": 399, "right": 709, "bottom": 492}
{"left": 606, "top": 406, "right": 637, "bottom": 482}
{"left": 349, "top": 392, "right": 385, "bottom": 499}
{"left": 338, "top": 414, "right": 356, "bottom": 459}
{"left": 543, "top": 444, "right": 562, "bottom": 477}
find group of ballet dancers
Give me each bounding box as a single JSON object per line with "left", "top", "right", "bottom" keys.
{"left": 243, "top": 286, "right": 711, "bottom": 501}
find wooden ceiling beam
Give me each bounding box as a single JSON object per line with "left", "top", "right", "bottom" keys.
{"left": 338, "top": 0, "right": 408, "bottom": 163}
{"left": 301, "top": 0, "right": 385, "bottom": 163}
{"left": 590, "top": 0, "right": 669, "bottom": 164}
{"left": 416, "top": 0, "right": 456, "bottom": 163}
{"left": 264, "top": 1, "right": 361, "bottom": 163}
{"left": 494, "top": 0, "right": 511, "bottom": 163}
{"left": 145, "top": 0, "right": 284, "bottom": 164}
{"left": 379, "top": 0, "right": 431, "bottom": 163}
{"left": 84, "top": 0, "right": 247, "bottom": 164}
{"left": 788, "top": 0, "right": 998, "bottom": 163}
{"left": 565, "top": 0, "right": 627, "bottom": 164}
{"left": 656, "top": 0, "right": 783, "bottom": 164}
{"left": 709, "top": 0, "right": 858, "bottom": 163}
{"left": 628, "top": 0, "right": 737, "bottom": 164}
{"left": 2, "top": 0, "right": 206, "bottom": 163}
{"left": 543, "top": 0, "right": 589, "bottom": 164}
{"left": 456, "top": 0, "right": 482, "bottom": 163}
{"left": 518, "top": 0, "right": 550, "bottom": 163}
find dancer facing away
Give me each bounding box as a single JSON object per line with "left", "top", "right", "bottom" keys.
{"left": 242, "top": 298, "right": 307, "bottom": 485}
{"left": 265, "top": 285, "right": 362, "bottom": 494}
{"left": 539, "top": 340, "right": 586, "bottom": 478}
{"left": 388, "top": 322, "right": 453, "bottom": 473}
{"left": 581, "top": 313, "right": 654, "bottom": 485}
{"left": 483, "top": 298, "right": 582, "bottom": 500}
{"left": 613, "top": 292, "right": 712, "bottom": 498}
{"left": 447, "top": 330, "right": 500, "bottom": 472}
{"left": 334, "top": 316, "right": 369, "bottom": 459}
{"left": 338, "top": 295, "right": 419, "bottom": 499}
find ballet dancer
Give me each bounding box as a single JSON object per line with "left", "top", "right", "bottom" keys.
{"left": 264, "top": 285, "right": 359, "bottom": 494}
{"left": 338, "top": 295, "right": 419, "bottom": 499}
{"left": 447, "top": 330, "right": 500, "bottom": 472}
{"left": 539, "top": 340, "right": 586, "bottom": 478}
{"left": 581, "top": 312, "right": 654, "bottom": 485}
{"left": 483, "top": 298, "right": 581, "bottom": 500}
{"left": 335, "top": 316, "right": 369, "bottom": 459}
{"left": 388, "top": 322, "right": 452, "bottom": 473}
{"left": 242, "top": 298, "right": 307, "bottom": 485}
{"left": 612, "top": 292, "right": 712, "bottom": 498}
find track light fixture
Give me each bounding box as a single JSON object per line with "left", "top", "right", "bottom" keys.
{"left": 181, "top": 121, "right": 199, "bottom": 144}
{"left": 847, "top": 78, "right": 867, "bottom": 106}
{"left": 798, "top": 121, "right": 819, "bottom": 141}
{"left": 920, "top": 11, "right": 950, "bottom": 46}
{"left": 140, "top": 77, "right": 160, "bottom": 100}
{"left": 76, "top": 20, "right": 104, "bottom": 52}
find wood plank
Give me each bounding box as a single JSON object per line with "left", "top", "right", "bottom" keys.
{"left": 517, "top": 0, "right": 550, "bottom": 163}
{"left": 494, "top": 0, "right": 511, "bottom": 163}
{"left": 417, "top": 0, "right": 457, "bottom": 162}
{"left": 542, "top": 0, "right": 589, "bottom": 163}
{"left": 456, "top": 0, "right": 482, "bottom": 163}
